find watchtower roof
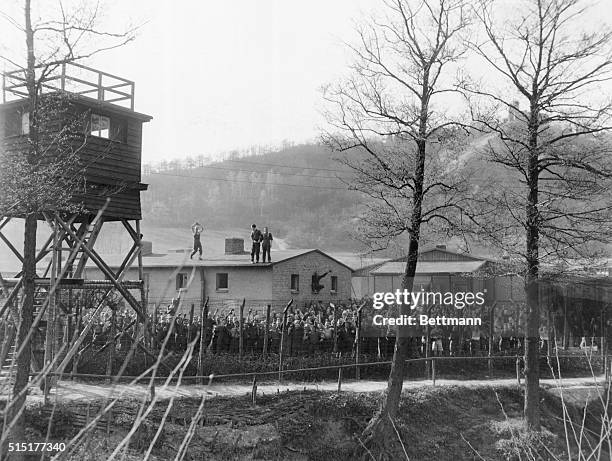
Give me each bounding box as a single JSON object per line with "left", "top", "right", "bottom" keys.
{"left": 1, "top": 62, "right": 152, "bottom": 222}
{"left": 2, "top": 61, "right": 145, "bottom": 114}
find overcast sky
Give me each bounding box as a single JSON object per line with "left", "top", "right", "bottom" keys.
{"left": 3, "top": 0, "right": 375, "bottom": 162}
{"left": 1, "top": 0, "right": 611, "bottom": 163}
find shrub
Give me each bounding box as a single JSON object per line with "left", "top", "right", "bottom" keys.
{"left": 128, "top": 419, "right": 166, "bottom": 452}
{"left": 26, "top": 403, "right": 78, "bottom": 439}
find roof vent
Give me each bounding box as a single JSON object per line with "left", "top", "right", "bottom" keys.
{"left": 225, "top": 238, "right": 245, "bottom": 255}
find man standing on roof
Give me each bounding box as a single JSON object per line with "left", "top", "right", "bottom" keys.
{"left": 261, "top": 227, "right": 273, "bottom": 263}
{"left": 190, "top": 221, "right": 204, "bottom": 260}
{"left": 250, "top": 224, "right": 262, "bottom": 263}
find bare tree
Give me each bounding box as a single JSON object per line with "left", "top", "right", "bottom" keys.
{"left": 322, "top": 0, "right": 471, "bottom": 451}
{"left": 461, "top": 0, "right": 612, "bottom": 431}
{"left": 0, "top": 0, "right": 136, "bottom": 454}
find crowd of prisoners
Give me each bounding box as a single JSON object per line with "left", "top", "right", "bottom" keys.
{"left": 74, "top": 300, "right": 544, "bottom": 358}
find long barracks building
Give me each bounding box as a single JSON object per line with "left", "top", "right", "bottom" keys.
{"left": 352, "top": 245, "right": 612, "bottom": 346}
{"left": 83, "top": 238, "right": 353, "bottom": 316}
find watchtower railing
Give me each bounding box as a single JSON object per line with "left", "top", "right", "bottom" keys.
{"left": 2, "top": 61, "right": 135, "bottom": 110}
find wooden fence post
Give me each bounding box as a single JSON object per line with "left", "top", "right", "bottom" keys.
{"left": 432, "top": 359, "right": 436, "bottom": 386}
{"left": 106, "top": 407, "right": 113, "bottom": 436}
{"left": 145, "top": 310, "right": 155, "bottom": 401}
{"left": 105, "top": 309, "right": 116, "bottom": 384}
{"left": 601, "top": 302, "right": 606, "bottom": 369}
{"left": 355, "top": 302, "right": 365, "bottom": 380}
{"left": 153, "top": 303, "right": 158, "bottom": 349}
{"left": 239, "top": 298, "right": 245, "bottom": 359}
{"left": 488, "top": 302, "right": 497, "bottom": 374}
{"left": 263, "top": 304, "right": 271, "bottom": 357}
{"left": 198, "top": 297, "right": 209, "bottom": 385}
{"left": 425, "top": 330, "right": 430, "bottom": 380}
{"left": 516, "top": 356, "right": 521, "bottom": 386}
{"left": 189, "top": 304, "right": 195, "bottom": 342}
{"left": 332, "top": 303, "right": 338, "bottom": 355}
{"left": 337, "top": 367, "right": 343, "bottom": 393}
{"left": 278, "top": 299, "right": 293, "bottom": 382}
{"left": 563, "top": 287, "right": 569, "bottom": 349}
{"left": 251, "top": 375, "right": 257, "bottom": 406}
{"left": 71, "top": 305, "right": 82, "bottom": 381}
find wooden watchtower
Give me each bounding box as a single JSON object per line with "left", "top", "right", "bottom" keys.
{"left": 0, "top": 62, "right": 152, "bottom": 390}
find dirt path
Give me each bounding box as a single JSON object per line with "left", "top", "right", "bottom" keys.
{"left": 30, "top": 375, "right": 606, "bottom": 404}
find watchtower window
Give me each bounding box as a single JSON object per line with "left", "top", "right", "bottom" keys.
{"left": 90, "top": 113, "right": 110, "bottom": 138}
{"left": 111, "top": 118, "right": 128, "bottom": 143}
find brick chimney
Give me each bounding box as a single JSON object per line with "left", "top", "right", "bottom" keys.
{"left": 225, "top": 238, "right": 245, "bottom": 255}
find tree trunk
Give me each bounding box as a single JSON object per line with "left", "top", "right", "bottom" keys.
{"left": 524, "top": 102, "right": 541, "bottom": 431}
{"left": 8, "top": 1, "right": 38, "bottom": 455}
{"left": 382, "top": 238, "right": 420, "bottom": 418}
{"left": 10, "top": 215, "right": 37, "bottom": 449}
{"left": 379, "top": 61, "right": 429, "bottom": 416}
{"left": 524, "top": 261, "right": 540, "bottom": 430}
{"left": 365, "top": 128, "right": 426, "bottom": 436}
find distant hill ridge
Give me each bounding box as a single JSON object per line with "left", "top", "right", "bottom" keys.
{"left": 138, "top": 139, "right": 515, "bottom": 255}
{"left": 141, "top": 143, "right": 362, "bottom": 252}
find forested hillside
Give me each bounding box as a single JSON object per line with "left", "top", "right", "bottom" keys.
{"left": 141, "top": 144, "right": 365, "bottom": 252}
{"left": 137, "top": 132, "right": 612, "bottom": 259}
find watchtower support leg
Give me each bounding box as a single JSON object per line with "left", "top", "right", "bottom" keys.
{"left": 43, "top": 220, "right": 59, "bottom": 402}
{"left": 135, "top": 220, "right": 150, "bottom": 348}
{"left": 0, "top": 210, "right": 152, "bottom": 395}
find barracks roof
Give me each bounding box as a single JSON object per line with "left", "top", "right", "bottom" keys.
{"left": 84, "top": 248, "right": 354, "bottom": 271}
{"left": 370, "top": 260, "right": 488, "bottom": 275}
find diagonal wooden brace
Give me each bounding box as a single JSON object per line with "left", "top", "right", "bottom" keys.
{"left": 0, "top": 275, "right": 20, "bottom": 322}
{"left": 0, "top": 230, "right": 24, "bottom": 263}
{"left": 55, "top": 216, "right": 146, "bottom": 322}
{"left": 74, "top": 216, "right": 104, "bottom": 278}
{"left": 0, "top": 217, "right": 11, "bottom": 232}
{"left": 115, "top": 241, "right": 140, "bottom": 280}
{"left": 121, "top": 219, "right": 139, "bottom": 241}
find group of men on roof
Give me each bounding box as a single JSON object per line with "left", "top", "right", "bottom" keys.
{"left": 249, "top": 223, "right": 273, "bottom": 263}
{"left": 189, "top": 221, "right": 273, "bottom": 263}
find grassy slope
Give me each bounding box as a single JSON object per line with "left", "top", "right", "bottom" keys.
{"left": 30, "top": 385, "right": 606, "bottom": 461}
